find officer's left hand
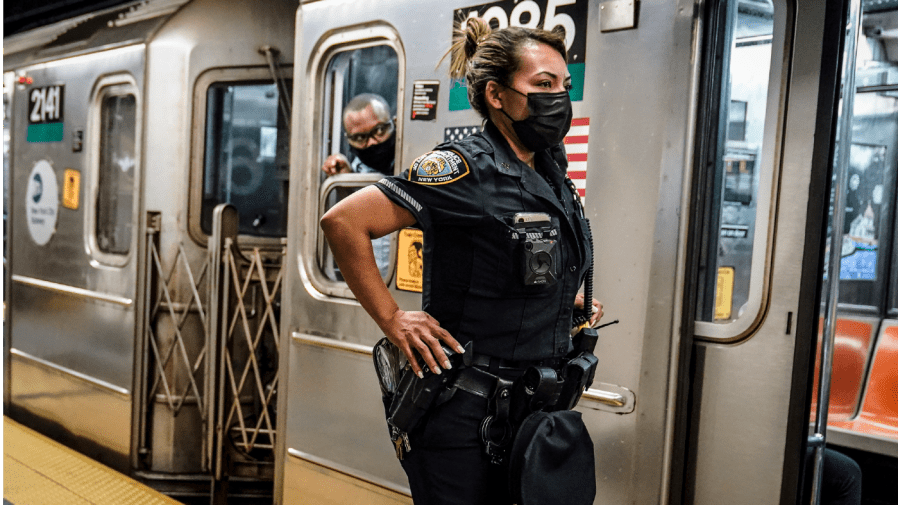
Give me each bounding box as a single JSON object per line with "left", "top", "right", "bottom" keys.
{"left": 574, "top": 294, "right": 603, "bottom": 326}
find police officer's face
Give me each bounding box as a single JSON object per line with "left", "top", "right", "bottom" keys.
{"left": 344, "top": 105, "right": 394, "bottom": 149}
{"left": 501, "top": 42, "right": 571, "bottom": 121}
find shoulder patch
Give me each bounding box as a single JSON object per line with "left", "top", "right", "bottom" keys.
{"left": 408, "top": 150, "right": 470, "bottom": 185}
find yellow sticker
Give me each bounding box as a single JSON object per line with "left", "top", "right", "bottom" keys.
{"left": 396, "top": 228, "right": 424, "bottom": 293}
{"left": 715, "top": 266, "right": 735, "bottom": 321}
{"left": 63, "top": 169, "right": 80, "bottom": 210}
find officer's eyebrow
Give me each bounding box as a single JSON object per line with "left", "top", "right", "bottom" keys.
{"left": 534, "top": 71, "right": 572, "bottom": 83}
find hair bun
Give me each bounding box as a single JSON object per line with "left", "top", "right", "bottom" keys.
{"left": 443, "top": 16, "right": 492, "bottom": 79}
{"left": 464, "top": 17, "right": 491, "bottom": 59}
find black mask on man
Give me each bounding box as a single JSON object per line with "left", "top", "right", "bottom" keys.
{"left": 353, "top": 130, "right": 396, "bottom": 175}
{"left": 501, "top": 87, "right": 573, "bottom": 152}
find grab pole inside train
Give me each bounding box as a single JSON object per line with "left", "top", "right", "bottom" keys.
{"left": 812, "top": 0, "right": 863, "bottom": 503}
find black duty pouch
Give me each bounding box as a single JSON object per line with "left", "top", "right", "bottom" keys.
{"left": 550, "top": 351, "right": 599, "bottom": 412}
{"left": 373, "top": 337, "right": 459, "bottom": 459}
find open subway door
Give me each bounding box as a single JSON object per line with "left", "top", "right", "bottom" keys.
{"left": 277, "top": 1, "right": 850, "bottom": 504}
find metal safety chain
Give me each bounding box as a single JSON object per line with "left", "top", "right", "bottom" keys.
{"left": 210, "top": 204, "right": 283, "bottom": 481}
{"left": 217, "top": 243, "right": 282, "bottom": 457}
{"left": 141, "top": 214, "right": 214, "bottom": 470}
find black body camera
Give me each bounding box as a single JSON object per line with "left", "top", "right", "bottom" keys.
{"left": 514, "top": 212, "right": 559, "bottom": 286}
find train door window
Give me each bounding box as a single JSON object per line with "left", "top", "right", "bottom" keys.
{"left": 693, "top": 0, "right": 787, "bottom": 339}
{"left": 316, "top": 42, "right": 400, "bottom": 287}
{"left": 851, "top": 4, "right": 898, "bottom": 315}
{"left": 198, "top": 78, "right": 290, "bottom": 239}
{"left": 87, "top": 76, "right": 140, "bottom": 265}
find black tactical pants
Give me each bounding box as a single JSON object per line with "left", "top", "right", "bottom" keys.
{"left": 399, "top": 387, "right": 512, "bottom": 505}
{"left": 389, "top": 363, "right": 532, "bottom": 505}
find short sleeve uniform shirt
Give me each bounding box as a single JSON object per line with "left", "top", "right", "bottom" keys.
{"left": 375, "top": 121, "right": 592, "bottom": 361}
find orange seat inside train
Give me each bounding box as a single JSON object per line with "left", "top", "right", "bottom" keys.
{"left": 811, "top": 318, "right": 875, "bottom": 421}
{"left": 828, "top": 323, "right": 898, "bottom": 440}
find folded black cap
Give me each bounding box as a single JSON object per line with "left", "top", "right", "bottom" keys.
{"left": 508, "top": 410, "right": 596, "bottom": 505}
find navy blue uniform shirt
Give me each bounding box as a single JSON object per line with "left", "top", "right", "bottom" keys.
{"left": 375, "top": 121, "right": 592, "bottom": 361}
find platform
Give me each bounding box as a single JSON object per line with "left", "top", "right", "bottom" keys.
{"left": 4, "top": 417, "right": 181, "bottom": 505}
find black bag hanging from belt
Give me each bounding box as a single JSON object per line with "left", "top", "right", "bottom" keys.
{"left": 507, "top": 410, "right": 596, "bottom": 505}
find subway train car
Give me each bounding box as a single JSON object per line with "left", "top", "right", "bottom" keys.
{"left": 278, "top": 0, "right": 897, "bottom": 504}
{"left": 4, "top": 0, "right": 296, "bottom": 501}
{"left": 4, "top": 0, "right": 898, "bottom": 504}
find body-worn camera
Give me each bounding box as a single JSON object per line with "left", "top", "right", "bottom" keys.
{"left": 513, "top": 212, "right": 559, "bottom": 286}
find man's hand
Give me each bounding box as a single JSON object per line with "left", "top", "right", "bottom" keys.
{"left": 574, "top": 294, "right": 604, "bottom": 326}
{"left": 382, "top": 309, "right": 465, "bottom": 379}
{"left": 322, "top": 153, "right": 352, "bottom": 176}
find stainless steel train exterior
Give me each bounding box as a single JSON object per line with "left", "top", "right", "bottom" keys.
{"left": 4, "top": 0, "right": 297, "bottom": 500}
{"left": 5, "top": 0, "right": 898, "bottom": 504}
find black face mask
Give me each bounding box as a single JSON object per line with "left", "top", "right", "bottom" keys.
{"left": 501, "top": 86, "right": 573, "bottom": 152}
{"left": 353, "top": 129, "right": 396, "bottom": 175}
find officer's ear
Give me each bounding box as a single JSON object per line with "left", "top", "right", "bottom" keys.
{"left": 484, "top": 80, "right": 504, "bottom": 111}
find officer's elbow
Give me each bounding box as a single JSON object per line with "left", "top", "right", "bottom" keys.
{"left": 319, "top": 207, "right": 342, "bottom": 239}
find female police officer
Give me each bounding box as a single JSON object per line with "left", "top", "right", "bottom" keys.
{"left": 321, "top": 18, "right": 602, "bottom": 505}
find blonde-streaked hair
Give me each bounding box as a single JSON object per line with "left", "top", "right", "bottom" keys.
{"left": 442, "top": 18, "right": 567, "bottom": 118}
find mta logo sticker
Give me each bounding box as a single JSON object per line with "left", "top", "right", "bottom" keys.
{"left": 409, "top": 150, "right": 470, "bottom": 185}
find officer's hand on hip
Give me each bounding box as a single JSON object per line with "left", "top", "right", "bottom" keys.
{"left": 574, "top": 294, "right": 604, "bottom": 326}
{"left": 383, "top": 309, "right": 465, "bottom": 379}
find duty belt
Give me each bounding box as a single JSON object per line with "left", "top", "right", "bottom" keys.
{"left": 467, "top": 352, "right": 563, "bottom": 372}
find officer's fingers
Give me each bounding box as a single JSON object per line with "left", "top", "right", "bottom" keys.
{"left": 423, "top": 335, "right": 453, "bottom": 371}
{"left": 411, "top": 338, "right": 442, "bottom": 376}
{"left": 590, "top": 300, "right": 604, "bottom": 324}
{"left": 428, "top": 322, "right": 464, "bottom": 355}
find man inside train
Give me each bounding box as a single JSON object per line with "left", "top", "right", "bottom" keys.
{"left": 321, "top": 93, "right": 396, "bottom": 177}
{"left": 321, "top": 92, "right": 396, "bottom": 277}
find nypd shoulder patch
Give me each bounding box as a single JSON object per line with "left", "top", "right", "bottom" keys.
{"left": 408, "top": 150, "right": 470, "bottom": 185}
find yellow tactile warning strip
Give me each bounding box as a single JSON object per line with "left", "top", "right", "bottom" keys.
{"left": 4, "top": 417, "right": 182, "bottom": 505}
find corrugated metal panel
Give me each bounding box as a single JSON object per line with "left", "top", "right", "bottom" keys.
{"left": 3, "top": 0, "right": 191, "bottom": 69}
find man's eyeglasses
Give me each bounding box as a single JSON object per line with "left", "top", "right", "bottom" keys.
{"left": 346, "top": 121, "right": 393, "bottom": 146}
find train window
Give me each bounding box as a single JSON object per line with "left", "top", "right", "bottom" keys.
{"left": 846, "top": 4, "right": 898, "bottom": 315}
{"left": 95, "top": 86, "right": 137, "bottom": 256}
{"left": 859, "top": 5, "right": 898, "bottom": 89}
{"left": 694, "top": 0, "right": 786, "bottom": 337}
{"left": 316, "top": 43, "right": 400, "bottom": 286}
{"left": 200, "top": 81, "right": 290, "bottom": 238}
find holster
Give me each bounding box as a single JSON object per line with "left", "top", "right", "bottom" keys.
{"left": 388, "top": 361, "right": 455, "bottom": 434}
{"left": 377, "top": 341, "right": 459, "bottom": 459}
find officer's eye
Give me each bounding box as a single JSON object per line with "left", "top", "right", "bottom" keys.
{"left": 564, "top": 82, "right": 573, "bottom": 91}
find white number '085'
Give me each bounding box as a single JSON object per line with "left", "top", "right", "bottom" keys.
{"left": 463, "top": 0, "right": 576, "bottom": 51}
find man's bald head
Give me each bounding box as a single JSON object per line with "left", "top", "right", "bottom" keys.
{"left": 344, "top": 93, "right": 391, "bottom": 124}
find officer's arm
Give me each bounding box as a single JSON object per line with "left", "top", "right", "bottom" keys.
{"left": 320, "top": 186, "right": 463, "bottom": 377}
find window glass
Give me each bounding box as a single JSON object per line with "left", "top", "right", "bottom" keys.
{"left": 697, "top": 0, "right": 775, "bottom": 324}
{"left": 858, "top": 6, "right": 898, "bottom": 88}
{"left": 201, "top": 82, "right": 290, "bottom": 237}
{"left": 318, "top": 44, "right": 399, "bottom": 284}
{"left": 96, "top": 92, "right": 136, "bottom": 255}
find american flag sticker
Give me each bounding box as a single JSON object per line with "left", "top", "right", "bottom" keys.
{"left": 564, "top": 118, "right": 590, "bottom": 206}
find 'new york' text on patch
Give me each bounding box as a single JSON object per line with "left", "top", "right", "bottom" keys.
{"left": 408, "top": 150, "right": 470, "bottom": 185}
